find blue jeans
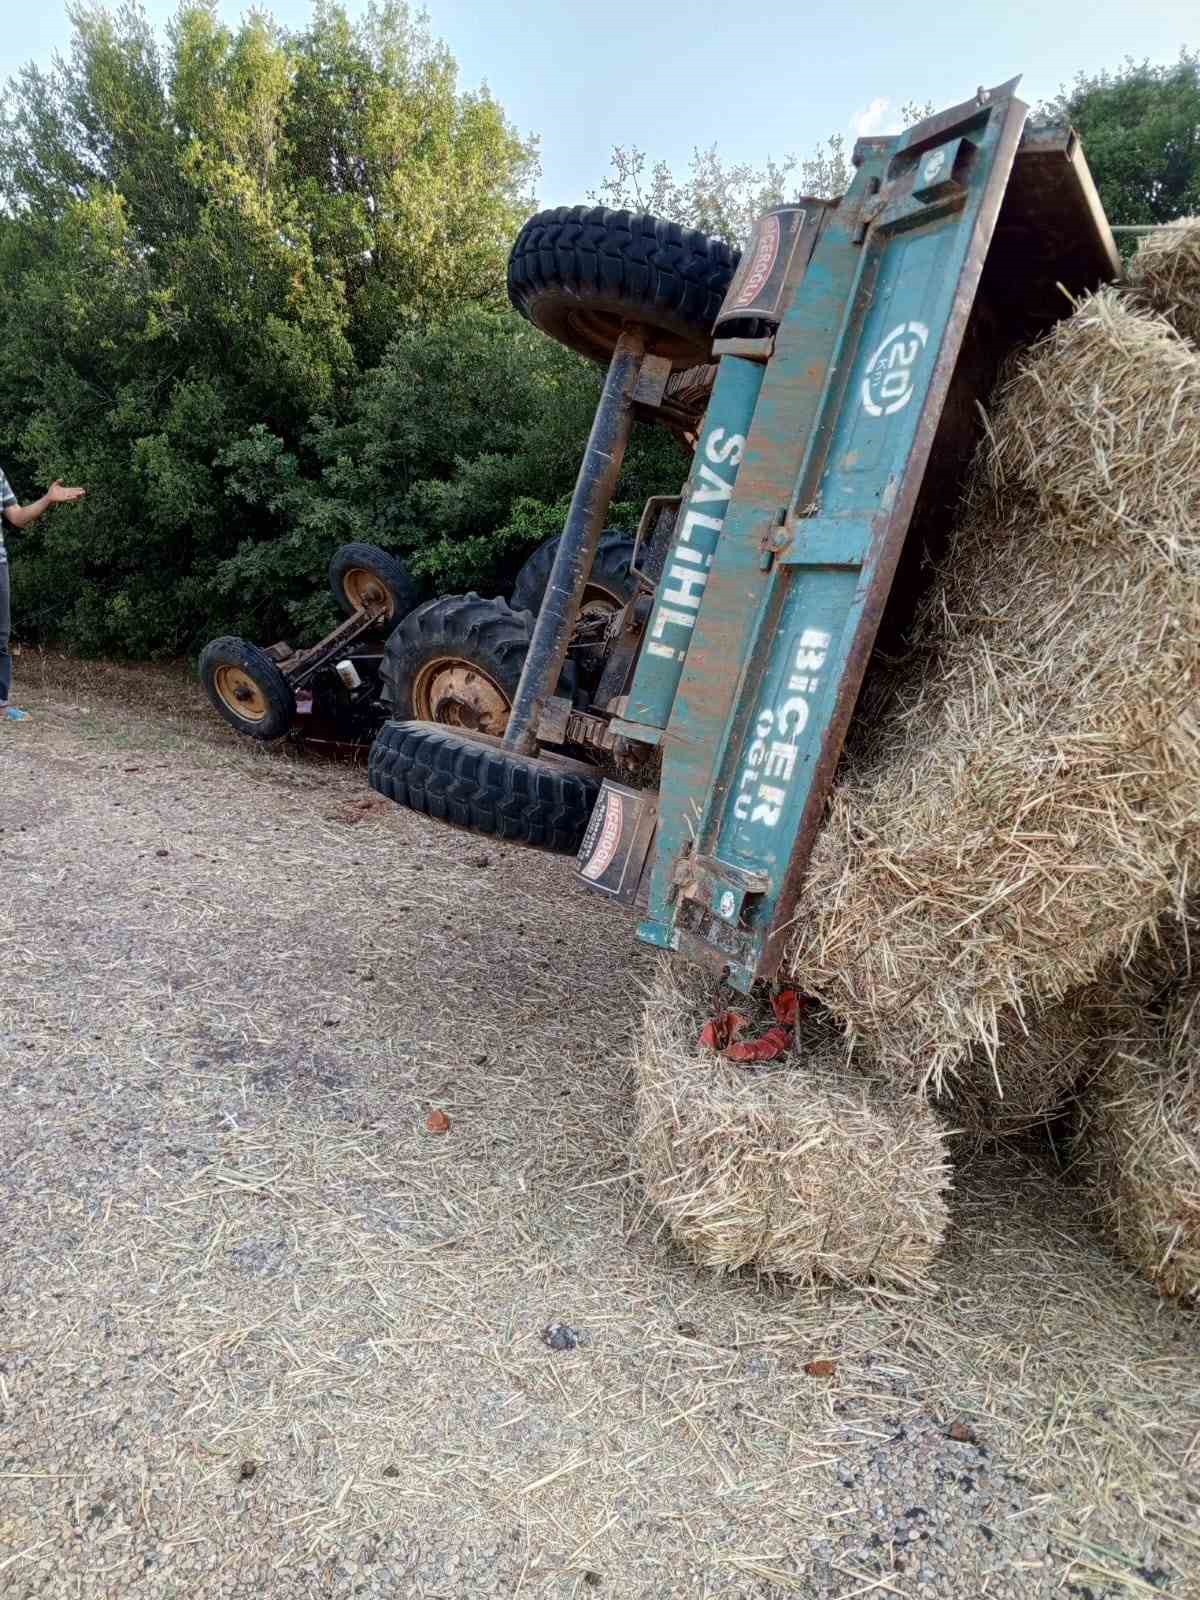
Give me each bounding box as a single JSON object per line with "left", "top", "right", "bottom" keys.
{"left": 0, "top": 558, "right": 11, "bottom": 706}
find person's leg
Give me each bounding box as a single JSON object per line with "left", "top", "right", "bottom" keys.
{"left": 0, "top": 558, "right": 11, "bottom": 710}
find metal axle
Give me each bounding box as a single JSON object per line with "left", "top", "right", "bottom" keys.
{"left": 502, "top": 327, "right": 646, "bottom": 756}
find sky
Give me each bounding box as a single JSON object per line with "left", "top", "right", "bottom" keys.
{"left": 1, "top": 0, "right": 1195, "bottom": 205}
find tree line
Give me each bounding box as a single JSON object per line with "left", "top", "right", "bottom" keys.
{"left": 0, "top": 5, "right": 1196, "bottom": 658}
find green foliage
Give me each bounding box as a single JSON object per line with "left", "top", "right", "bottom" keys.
{"left": 1042, "top": 52, "right": 1200, "bottom": 226}
{"left": 0, "top": 1, "right": 676, "bottom": 659}
{"left": 593, "top": 103, "right": 933, "bottom": 246}
{"left": 207, "top": 307, "right": 683, "bottom": 635}
{"left": 591, "top": 145, "right": 838, "bottom": 248}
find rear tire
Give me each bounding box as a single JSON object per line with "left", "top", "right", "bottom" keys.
{"left": 329, "top": 542, "right": 419, "bottom": 624}
{"left": 199, "top": 637, "right": 295, "bottom": 741}
{"left": 510, "top": 530, "right": 637, "bottom": 619}
{"left": 379, "top": 594, "right": 531, "bottom": 734}
{"left": 507, "top": 206, "right": 738, "bottom": 368}
{"left": 368, "top": 720, "right": 601, "bottom": 853}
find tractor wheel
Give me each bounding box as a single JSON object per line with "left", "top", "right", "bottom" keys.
{"left": 199, "top": 637, "right": 295, "bottom": 741}
{"left": 368, "top": 720, "right": 601, "bottom": 854}
{"left": 379, "top": 593, "right": 531, "bottom": 735}
{"left": 507, "top": 206, "right": 739, "bottom": 368}
{"left": 329, "top": 542, "right": 419, "bottom": 625}
{"left": 511, "top": 529, "right": 637, "bottom": 620}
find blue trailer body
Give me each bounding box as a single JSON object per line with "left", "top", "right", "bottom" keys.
{"left": 604, "top": 82, "right": 1120, "bottom": 990}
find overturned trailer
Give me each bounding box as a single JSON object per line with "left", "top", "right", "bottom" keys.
{"left": 368, "top": 81, "right": 1120, "bottom": 990}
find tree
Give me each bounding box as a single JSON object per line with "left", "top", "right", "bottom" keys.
{"left": 211, "top": 307, "right": 682, "bottom": 637}
{"left": 1042, "top": 52, "right": 1200, "bottom": 225}
{"left": 0, "top": 1, "right": 578, "bottom": 657}
{"left": 591, "top": 104, "right": 932, "bottom": 246}
{"left": 590, "top": 142, "right": 850, "bottom": 247}
{"left": 282, "top": 2, "right": 538, "bottom": 363}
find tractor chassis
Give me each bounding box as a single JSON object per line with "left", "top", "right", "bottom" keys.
{"left": 264, "top": 602, "right": 390, "bottom": 744}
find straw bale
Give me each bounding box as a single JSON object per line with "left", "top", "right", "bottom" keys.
{"left": 633, "top": 960, "right": 951, "bottom": 1289}
{"left": 785, "top": 289, "right": 1200, "bottom": 1091}
{"left": 1075, "top": 969, "right": 1200, "bottom": 1303}
{"left": 1127, "top": 217, "right": 1200, "bottom": 349}
{"left": 945, "top": 1008, "right": 1096, "bottom": 1138}
{"left": 947, "top": 909, "right": 1191, "bottom": 1134}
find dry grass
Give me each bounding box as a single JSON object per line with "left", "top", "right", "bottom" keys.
{"left": 940, "top": 906, "right": 1200, "bottom": 1301}
{"left": 1128, "top": 217, "right": 1200, "bottom": 348}
{"left": 15, "top": 646, "right": 205, "bottom": 724}
{"left": 945, "top": 1006, "right": 1098, "bottom": 1139}
{"left": 786, "top": 288, "right": 1200, "bottom": 1094}
{"left": 634, "top": 962, "right": 952, "bottom": 1288}
{"left": 1, "top": 675, "right": 1200, "bottom": 1596}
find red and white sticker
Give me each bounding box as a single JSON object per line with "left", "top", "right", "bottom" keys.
{"left": 579, "top": 789, "right": 623, "bottom": 881}
{"left": 732, "top": 213, "right": 781, "bottom": 309}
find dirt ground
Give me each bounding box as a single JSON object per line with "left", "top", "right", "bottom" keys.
{"left": 1, "top": 658, "right": 1198, "bottom": 1600}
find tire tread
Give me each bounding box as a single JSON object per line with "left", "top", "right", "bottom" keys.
{"left": 368, "top": 720, "right": 599, "bottom": 854}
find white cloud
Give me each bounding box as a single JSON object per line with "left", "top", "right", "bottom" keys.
{"left": 850, "top": 97, "right": 892, "bottom": 138}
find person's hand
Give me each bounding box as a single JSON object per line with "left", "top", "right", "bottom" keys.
{"left": 48, "top": 481, "right": 85, "bottom": 504}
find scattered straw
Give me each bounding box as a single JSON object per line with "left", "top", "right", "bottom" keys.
{"left": 633, "top": 961, "right": 951, "bottom": 1288}
{"left": 1127, "top": 217, "right": 1200, "bottom": 349}
{"left": 786, "top": 287, "right": 1200, "bottom": 1092}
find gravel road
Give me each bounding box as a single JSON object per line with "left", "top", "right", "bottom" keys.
{"left": 1, "top": 668, "right": 1197, "bottom": 1599}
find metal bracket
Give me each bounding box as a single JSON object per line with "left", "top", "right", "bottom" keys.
{"left": 536, "top": 694, "right": 573, "bottom": 746}
{"left": 632, "top": 355, "right": 672, "bottom": 408}
{"left": 631, "top": 494, "right": 683, "bottom": 587}
{"left": 712, "top": 335, "right": 775, "bottom": 360}
{"left": 284, "top": 606, "right": 385, "bottom": 688}
{"left": 676, "top": 851, "right": 770, "bottom": 928}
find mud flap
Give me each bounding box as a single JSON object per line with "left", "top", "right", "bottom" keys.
{"left": 575, "top": 781, "right": 659, "bottom": 909}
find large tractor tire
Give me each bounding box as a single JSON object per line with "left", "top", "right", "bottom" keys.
{"left": 368, "top": 720, "right": 601, "bottom": 854}
{"left": 329, "top": 542, "right": 419, "bottom": 625}
{"left": 199, "top": 637, "right": 295, "bottom": 741}
{"left": 507, "top": 206, "right": 739, "bottom": 368}
{"left": 510, "top": 529, "right": 637, "bottom": 620}
{"left": 379, "top": 594, "right": 532, "bottom": 735}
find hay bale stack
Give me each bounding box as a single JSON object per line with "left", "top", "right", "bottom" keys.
{"left": 948, "top": 915, "right": 1194, "bottom": 1136}
{"left": 1075, "top": 972, "right": 1200, "bottom": 1303}
{"left": 1127, "top": 217, "right": 1200, "bottom": 348}
{"left": 785, "top": 288, "right": 1200, "bottom": 1093}
{"left": 946, "top": 1008, "right": 1098, "bottom": 1138}
{"left": 633, "top": 961, "right": 951, "bottom": 1288}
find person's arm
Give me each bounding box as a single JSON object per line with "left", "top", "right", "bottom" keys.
{"left": 3, "top": 481, "right": 86, "bottom": 530}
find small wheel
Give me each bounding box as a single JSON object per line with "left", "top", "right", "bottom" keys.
{"left": 329, "top": 542, "right": 419, "bottom": 624}
{"left": 200, "top": 637, "right": 295, "bottom": 740}
{"left": 511, "top": 530, "right": 637, "bottom": 619}
{"left": 380, "top": 594, "right": 531, "bottom": 733}
{"left": 507, "top": 206, "right": 739, "bottom": 368}
{"left": 368, "top": 720, "right": 601, "bottom": 853}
